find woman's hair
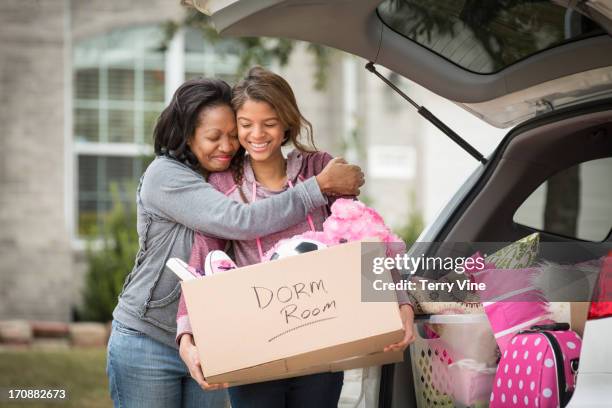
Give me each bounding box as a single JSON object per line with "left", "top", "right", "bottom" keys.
{"left": 153, "top": 77, "right": 236, "bottom": 172}
{"left": 230, "top": 66, "right": 316, "bottom": 189}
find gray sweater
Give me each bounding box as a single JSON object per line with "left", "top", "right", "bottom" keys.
{"left": 112, "top": 156, "right": 327, "bottom": 348}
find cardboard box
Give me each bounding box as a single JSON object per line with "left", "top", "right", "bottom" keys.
{"left": 570, "top": 302, "right": 590, "bottom": 337}
{"left": 549, "top": 302, "right": 590, "bottom": 337}
{"left": 227, "top": 350, "right": 404, "bottom": 387}
{"left": 181, "top": 240, "right": 404, "bottom": 385}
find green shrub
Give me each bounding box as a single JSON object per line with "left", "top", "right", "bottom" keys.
{"left": 394, "top": 192, "right": 424, "bottom": 245}
{"left": 395, "top": 210, "right": 425, "bottom": 245}
{"left": 80, "top": 183, "right": 139, "bottom": 322}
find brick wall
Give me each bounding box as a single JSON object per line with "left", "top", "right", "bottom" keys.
{"left": 0, "top": 0, "right": 72, "bottom": 320}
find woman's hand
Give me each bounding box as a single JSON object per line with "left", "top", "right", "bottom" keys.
{"left": 383, "top": 304, "right": 416, "bottom": 353}
{"left": 316, "top": 157, "right": 365, "bottom": 196}
{"left": 179, "top": 333, "right": 229, "bottom": 390}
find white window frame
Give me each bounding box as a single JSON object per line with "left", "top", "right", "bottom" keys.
{"left": 69, "top": 26, "right": 185, "bottom": 247}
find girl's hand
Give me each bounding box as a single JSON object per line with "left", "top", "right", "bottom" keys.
{"left": 316, "top": 157, "right": 365, "bottom": 196}
{"left": 179, "top": 333, "right": 229, "bottom": 390}
{"left": 383, "top": 304, "right": 416, "bottom": 352}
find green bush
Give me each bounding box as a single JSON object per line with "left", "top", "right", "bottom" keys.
{"left": 395, "top": 210, "right": 425, "bottom": 245}
{"left": 394, "top": 192, "right": 425, "bottom": 245}
{"left": 80, "top": 183, "right": 139, "bottom": 322}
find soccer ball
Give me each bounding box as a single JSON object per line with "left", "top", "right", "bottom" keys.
{"left": 269, "top": 238, "right": 327, "bottom": 260}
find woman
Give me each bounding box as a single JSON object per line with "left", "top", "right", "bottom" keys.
{"left": 176, "top": 67, "right": 414, "bottom": 407}
{"left": 106, "top": 77, "right": 364, "bottom": 408}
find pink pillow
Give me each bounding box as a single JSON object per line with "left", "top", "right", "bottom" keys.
{"left": 465, "top": 253, "right": 551, "bottom": 354}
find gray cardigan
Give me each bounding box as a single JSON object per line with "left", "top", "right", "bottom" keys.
{"left": 112, "top": 156, "right": 327, "bottom": 348}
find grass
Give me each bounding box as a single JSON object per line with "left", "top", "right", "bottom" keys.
{"left": 0, "top": 348, "right": 112, "bottom": 408}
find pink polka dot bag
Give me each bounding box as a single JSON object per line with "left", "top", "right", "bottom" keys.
{"left": 490, "top": 323, "right": 581, "bottom": 408}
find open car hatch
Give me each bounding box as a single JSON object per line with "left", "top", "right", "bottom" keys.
{"left": 186, "top": 0, "right": 612, "bottom": 128}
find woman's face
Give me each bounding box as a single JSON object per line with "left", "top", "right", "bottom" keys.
{"left": 189, "top": 104, "right": 239, "bottom": 172}
{"left": 236, "top": 99, "right": 286, "bottom": 164}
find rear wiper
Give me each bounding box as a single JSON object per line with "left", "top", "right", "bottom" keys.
{"left": 365, "top": 62, "right": 487, "bottom": 165}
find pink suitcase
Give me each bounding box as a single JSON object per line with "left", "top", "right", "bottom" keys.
{"left": 490, "top": 323, "right": 581, "bottom": 408}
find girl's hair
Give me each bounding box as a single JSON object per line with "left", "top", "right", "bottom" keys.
{"left": 153, "top": 77, "right": 236, "bottom": 173}
{"left": 230, "top": 66, "right": 316, "bottom": 189}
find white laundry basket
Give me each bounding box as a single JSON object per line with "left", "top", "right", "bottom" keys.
{"left": 410, "top": 314, "right": 498, "bottom": 408}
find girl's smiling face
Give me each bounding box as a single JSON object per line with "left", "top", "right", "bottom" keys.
{"left": 189, "top": 104, "right": 240, "bottom": 172}
{"left": 236, "top": 99, "right": 286, "bottom": 163}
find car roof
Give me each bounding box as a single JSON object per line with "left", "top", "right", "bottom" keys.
{"left": 188, "top": 0, "right": 612, "bottom": 128}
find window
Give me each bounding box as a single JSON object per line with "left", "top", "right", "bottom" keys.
{"left": 514, "top": 158, "right": 612, "bottom": 241}
{"left": 377, "top": 0, "right": 604, "bottom": 74}
{"left": 73, "top": 26, "right": 164, "bottom": 236}
{"left": 74, "top": 26, "right": 166, "bottom": 145}
{"left": 77, "top": 155, "right": 152, "bottom": 236}
{"left": 73, "top": 26, "right": 242, "bottom": 237}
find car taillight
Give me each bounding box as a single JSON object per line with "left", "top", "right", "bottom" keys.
{"left": 587, "top": 250, "right": 612, "bottom": 320}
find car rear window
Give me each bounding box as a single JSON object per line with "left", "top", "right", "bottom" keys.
{"left": 377, "top": 0, "right": 605, "bottom": 74}
{"left": 514, "top": 158, "right": 612, "bottom": 242}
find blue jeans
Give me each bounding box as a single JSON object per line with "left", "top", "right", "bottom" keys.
{"left": 228, "top": 372, "right": 344, "bottom": 408}
{"left": 106, "top": 320, "right": 228, "bottom": 408}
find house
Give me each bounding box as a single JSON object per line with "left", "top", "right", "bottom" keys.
{"left": 0, "top": 0, "right": 503, "bottom": 322}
